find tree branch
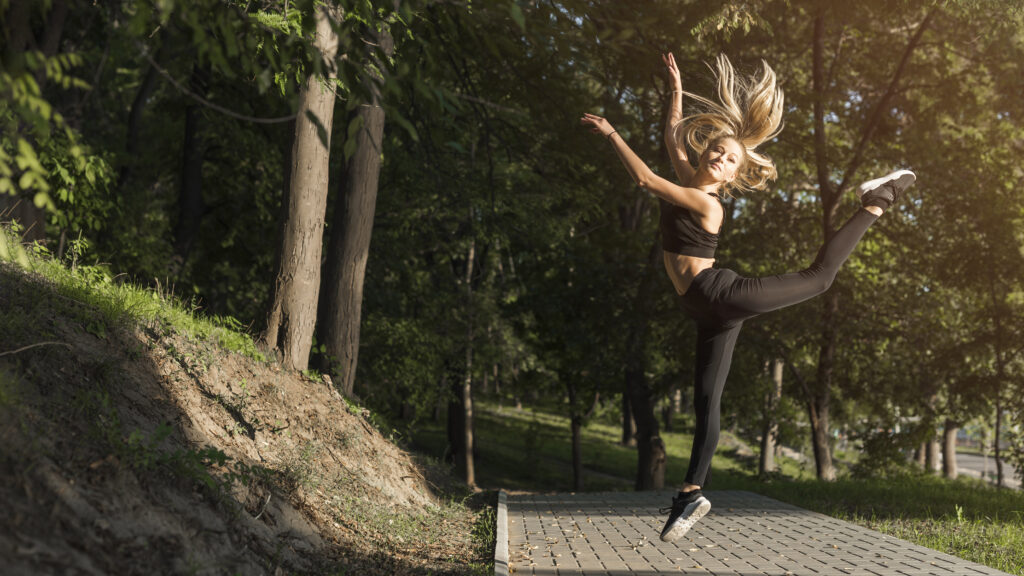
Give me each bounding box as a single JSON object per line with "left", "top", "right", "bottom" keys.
{"left": 834, "top": 8, "right": 939, "bottom": 205}
{"left": 0, "top": 342, "right": 72, "bottom": 357}
{"left": 143, "top": 51, "right": 297, "bottom": 124}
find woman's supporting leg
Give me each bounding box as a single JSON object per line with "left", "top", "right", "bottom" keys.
{"left": 684, "top": 320, "right": 744, "bottom": 487}
{"left": 718, "top": 207, "right": 879, "bottom": 319}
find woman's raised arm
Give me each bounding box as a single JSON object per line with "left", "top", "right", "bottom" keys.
{"left": 579, "top": 112, "right": 719, "bottom": 220}
{"left": 662, "top": 52, "right": 696, "bottom": 185}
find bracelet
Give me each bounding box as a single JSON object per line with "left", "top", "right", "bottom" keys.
{"left": 606, "top": 130, "right": 618, "bottom": 140}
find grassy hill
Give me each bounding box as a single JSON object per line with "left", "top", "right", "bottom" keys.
{"left": 0, "top": 228, "right": 494, "bottom": 575}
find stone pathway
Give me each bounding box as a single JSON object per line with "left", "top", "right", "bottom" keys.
{"left": 500, "top": 490, "right": 1014, "bottom": 576}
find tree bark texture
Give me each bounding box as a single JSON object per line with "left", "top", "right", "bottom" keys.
{"left": 621, "top": 391, "right": 636, "bottom": 446}
{"left": 173, "top": 64, "right": 208, "bottom": 273}
{"left": 626, "top": 240, "right": 667, "bottom": 490}
{"left": 995, "top": 401, "right": 1004, "bottom": 488}
{"left": 462, "top": 238, "right": 476, "bottom": 488}
{"left": 567, "top": 382, "right": 584, "bottom": 492}
{"left": 760, "top": 359, "right": 783, "bottom": 475}
{"left": 925, "top": 435, "right": 940, "bottom": 474}
{"left": 262, "top": 4, "right": 340, "bottom": 370}
{"left": 942, "top": 421, "right": 959, "bottom": 480}
{"left": 321, "top": 22, "right": 395, "bottom": 396}
{"left": 627, "top": 367, "right": 666, "bottom": 490}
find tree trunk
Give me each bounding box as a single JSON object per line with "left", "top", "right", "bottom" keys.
{"left": 661, "top": 386, "right": 675, "bottom": 433}
{"left": 621, "top": 391, "right": 636, "bottom": 446}
{"left": 172, "top": 64, "right": 208, "bottom": 273}
{"left": 446, "top": 374, "right": 463, "bottom": 465}
{"left": 942, "top": 420, "right": 958, "bottom": 480}
{"left": 261, "top": 4, "right": 340, "bottom": 370}
{"left": 571, "top": 414, "right": 583, "bottom": 491}
{"left": 445, "top": 240, "right": 476, "bottom": 486}
{"left": 994, "top": 400, "right": 1004, "bottom": 488}
{"left": 462, "top": 238, "right": 476, "bottom": 488}
{"left": 760, "top": 359, "right": 783, "bottom": 475}
{"left": 810, "top": 292, "right": 837, "bottom": 481}
{"left": 805, "top": 6, "right": 932, "bottom": 482}
{"left": 925, "top": 434, "right": 940, "bottom": 474}
{"left": 914, "top": 443, "right": 926, "bottom": 468}
{"left": 320, "top": 23, "right": 394, "bottom": 396}
{"left": 567, "top": 382, "right": 584, "bottom": 492}
{"left": 627, "top": 367, "right": 666, "bottom": 491}
{"left": 626, "top": 239, "right": 666, "bottom": 489}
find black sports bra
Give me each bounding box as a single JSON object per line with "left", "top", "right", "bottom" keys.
{"left": 658, "top": 193, "right": 720, "bottom": 258}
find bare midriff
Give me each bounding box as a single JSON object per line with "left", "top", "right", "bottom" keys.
{"left": 663, "top": 251, "right": 715, "bottom": 296}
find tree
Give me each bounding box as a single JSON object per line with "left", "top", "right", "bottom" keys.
{"left": 319, "top": 17, "right": 396, "bottom": 396}
{"left": 262, "top": 3, "right": 341, "bottom": 370}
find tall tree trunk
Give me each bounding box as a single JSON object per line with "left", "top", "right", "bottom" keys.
{"left": 925, "top": 433, "right": 940, "bottom": 474}
{"left": 320, "top": 23, "right": 395, "bottom": 396}
{"left": 445, "top": 239, "right": 476, "bottom": 485}
{"left": 446, "top": 374, "right": 463, "bottom": 464}
{"left": 627, "top": 366, "right": 666, "bottom": 490}
{"left": 942, "top": 420, "right": 958, "bottom": 480}
{"left": 760, "top": 359, "right": 783, "bottom": 475}
{"left": 261, "top": 4, "right": 340, "bottom": 370}
{"left": 914, "top": 443, "right": 926, "bottom": 468}
{"left": 621, "top": 391, "right": 636, "bottom": 446}
{"left": 626, "top": 240, "right": 666, "bottom": 490}
{"left": 806, "top": 7, "right": 933, "bottom": 480}
{"left": 661, "top": 385, "right": 676, "bottom": 433}
{"left": 567, "top": 382, "right": 584, "bottom": 492}
{"left": 994, "top": 400, "right": 1004, "bottom": 488}
{"left": 462, "top": 237, "right": 476, "bottom": 488}
{"left": 172, "top": 64, "right": 208, "bottom": 274}
{"left": 990, "top": 271, "right": 1008, "bottom": 489}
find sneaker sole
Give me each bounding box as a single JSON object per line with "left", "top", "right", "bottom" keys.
{"left": 857, "top": 169, "right": 916, "bottom": 196}
{"left": 659, "top": 497, "right": 711, "bottom": 542}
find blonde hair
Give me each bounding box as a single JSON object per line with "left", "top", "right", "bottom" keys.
{"left": 672, "top": 54, "right": 784, "bottom": 193}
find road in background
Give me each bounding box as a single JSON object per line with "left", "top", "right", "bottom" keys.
{"left": 954, "top": 452, "right": 1021, "bottom": 490}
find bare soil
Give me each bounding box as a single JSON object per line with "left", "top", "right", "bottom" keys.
{"left": 0, "top": 261, "right": 491, "bottom": 575}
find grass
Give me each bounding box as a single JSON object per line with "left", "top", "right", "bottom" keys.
{"left": 409, "top": 399, "right": 1024, "bottom": 576}
{"left": 0, "top": 225, "right": 265, "bottom": 361}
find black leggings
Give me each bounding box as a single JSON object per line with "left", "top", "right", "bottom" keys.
{"left": 677, "top": 207, "right": 879, "bottom": 486}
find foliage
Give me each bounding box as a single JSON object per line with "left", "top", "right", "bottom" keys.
{"left": 3, "top": 0, "right": 1024, "bottom": 493}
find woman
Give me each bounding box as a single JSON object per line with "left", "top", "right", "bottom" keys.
{"left": 580, "top": 53, "right": 915, "bottom": 542}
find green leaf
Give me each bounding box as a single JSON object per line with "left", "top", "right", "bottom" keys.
{"left": 509, "top": 3, "right": 526, "bottom": 33}
{"left": 343, "top": 135, "right": 358, "bottom": 162}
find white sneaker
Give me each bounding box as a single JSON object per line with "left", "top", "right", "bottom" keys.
{"left": 857, "top": 169, "right": 916, "bottom": 209}
{"left": 659, "top": 490, "right": 711, "bottom": 542}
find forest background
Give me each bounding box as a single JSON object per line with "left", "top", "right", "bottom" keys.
{"left": 2, "top": 0, "right": 1024, "bottom": 493}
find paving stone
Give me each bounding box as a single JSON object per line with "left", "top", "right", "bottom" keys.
{"left": 503, "top": 490, "right": 1014, "bottom": 576}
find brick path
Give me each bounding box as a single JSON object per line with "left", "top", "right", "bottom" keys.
{"left": 501, "top": 490, "right": 1014, "bottom": 576}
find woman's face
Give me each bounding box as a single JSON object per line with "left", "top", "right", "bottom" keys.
{"left": 700, "top": 138, "right": 745, "bottom": 184}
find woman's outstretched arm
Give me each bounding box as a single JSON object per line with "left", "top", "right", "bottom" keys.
{"left": 580, "top": 112, "right": 719, "bottom": 220}
{"left": 662, "top": 52, "right": 696, "bottom": 185}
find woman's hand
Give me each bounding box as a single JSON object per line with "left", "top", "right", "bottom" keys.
{"left": 580, "top": 113, "right": 616, "bottom": 138}
{"left": 662, "top": 52, "right": 682, "bottom": 92}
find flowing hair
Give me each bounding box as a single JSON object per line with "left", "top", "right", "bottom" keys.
{"left": 672, "top": 54, "right": 784, "bottom": 193}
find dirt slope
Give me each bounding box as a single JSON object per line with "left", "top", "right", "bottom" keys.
{"left": 0, "top": 261, "right": 484, "bottom": 575}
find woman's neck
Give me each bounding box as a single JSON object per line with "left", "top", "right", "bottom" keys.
{"left": 689, "top": 173, "right": 724, "bottom": 195}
